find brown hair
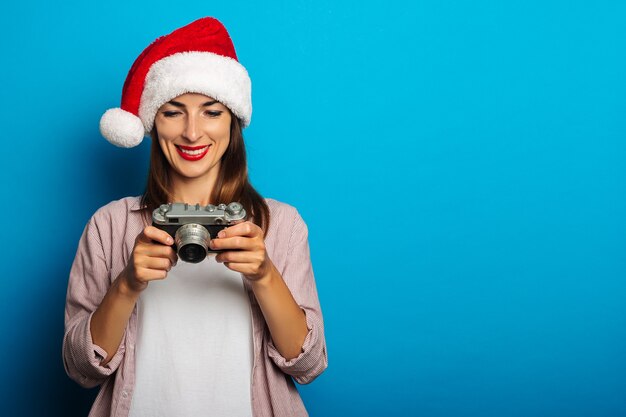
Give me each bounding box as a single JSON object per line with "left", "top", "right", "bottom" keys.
{"left": 139, "top": 115, "right": 270, "bottom": 236}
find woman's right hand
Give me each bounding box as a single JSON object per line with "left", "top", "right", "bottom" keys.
{"left": 120, "top": 226, "right": 178, "bottom": 295}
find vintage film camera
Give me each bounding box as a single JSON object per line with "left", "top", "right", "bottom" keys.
{"left": 152, "top": 202, "right": 247, "bottom": 263}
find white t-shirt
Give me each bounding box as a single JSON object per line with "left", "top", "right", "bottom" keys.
{"left": 128, "top": 255, "right": 253, "bottom": 417}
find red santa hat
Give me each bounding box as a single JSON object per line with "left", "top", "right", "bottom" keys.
{"left": 99, "top": 17, "right": 252, "bottom": 148}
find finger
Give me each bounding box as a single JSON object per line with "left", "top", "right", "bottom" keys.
{"left": 136, "top": 256, "right": 174, "bottom": 271}
{"left": 215, "top": 250, "right": 263, "bottom": 264}
{"left": 136, "top": 240, "right": 178, "bottom": 266}
{"left": 216, "top": 221, "right": 260, "bottom": 239}
{"left": 135, "top": 266, "right": 168, "bottom": 281}
{"left": 158, "top": 246, "right": 178, "bottom": 266}
{"left": 135, "top": 243, "right": 177, "bottom": 260}
{"left": 220, "top": 262, "right": 258, "bottom": 276}
{"left": 210, "top": 235, "right": 260, "bottom": 251}
{"left": 224, "top": 262, "right": 247, "bottom": 274}
{"left": 137, "top": 226, "right": 174, "bottom": 246}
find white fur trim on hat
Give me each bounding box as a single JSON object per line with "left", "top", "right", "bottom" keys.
{"left": 139, "top": 51, "right": 252, "bottom": 133}
{"left": 100, "top": 108, "right": 146, "bottom": 148}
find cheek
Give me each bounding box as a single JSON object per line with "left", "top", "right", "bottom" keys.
{"left": 156, "top": 126, "right": 178, "bottom": 141}
{"left": 155, "top": 125, "right": 177, "bottom": 149}
{"left": 157, "top": 139, "right": 167, "bottom": 153}
{"left": 207, "top": 121, "right": 231, "bottom": 145}
{"left": 157, "top": 137, "right": 176, "bottom": 159}
{"left": 215, "top": 136, "right": 231, "bottom": 158}
{"left": 154, "top": 117, "right": 182, "bottom": 140}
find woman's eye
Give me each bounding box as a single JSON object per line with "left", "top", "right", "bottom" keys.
{"left": 205, "top": 110, "right": 223, "bottom": 117}
{"left": 162, "top": 111, "right": 180, "bottom": 117}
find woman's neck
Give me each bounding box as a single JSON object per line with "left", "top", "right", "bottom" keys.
{"left": 168, "top": 170, "right": 219, "bottom": 206}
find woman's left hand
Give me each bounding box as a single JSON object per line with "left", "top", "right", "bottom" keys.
{"left": 209, "top": 221, "right": 273, "bottom": 281}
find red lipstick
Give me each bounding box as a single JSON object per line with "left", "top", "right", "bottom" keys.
{"left": 175, "top": 144, "right": 211, "bottom": 161}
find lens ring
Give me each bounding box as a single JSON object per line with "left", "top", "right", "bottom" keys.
{"left": 175, "top": 223, "right": 210, "bottom": 263}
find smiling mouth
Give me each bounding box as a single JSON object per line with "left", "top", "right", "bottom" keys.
{"left": 175, "top": 144, "right": 211, "bottom": 160}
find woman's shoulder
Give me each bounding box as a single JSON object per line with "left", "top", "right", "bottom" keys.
{"left": 264, "top": 197, "right": 294, "bottom": 214}
{"left": 93, "top": 195, "right": 142, "bottom": 214}
{"left": 89, "top": 195, "right": 143, "bottom": 223}
{"left": 78, "top": 196, "right": 144, "bottom": 250}
{"left": 263, "top": 197, "right": 308, "bottom": 241}
{"left": 264, "top": 197, "right": 303, "bottom": 224}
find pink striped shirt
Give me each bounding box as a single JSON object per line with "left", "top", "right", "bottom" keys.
{"left": 63, "top": 196, "right": 327, "bottom": 417}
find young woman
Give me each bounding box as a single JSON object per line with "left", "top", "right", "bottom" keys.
{"left": 63, "top": 17, "right": 327, "bottom": 417}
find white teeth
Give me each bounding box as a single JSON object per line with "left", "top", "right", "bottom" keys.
{"left": 178, "top": 145, "right": 209, "bottom": 156}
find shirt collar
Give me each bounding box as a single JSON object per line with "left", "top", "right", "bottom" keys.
{"left": 130, "top": 196, "right": 147, "bottom": 212}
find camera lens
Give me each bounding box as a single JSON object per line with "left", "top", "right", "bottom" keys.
{"left": 179, "top": 243, "right": 206, "bottom": 264}
{"left": 174, "top": 223, "right": 210, "bottom": 263}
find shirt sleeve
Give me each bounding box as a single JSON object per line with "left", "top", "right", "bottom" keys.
{"left": 62, "top": 214, "right": 126, "bottom": 388}
{"left": 266, "top": 209, "right": 328, "bottom": 384}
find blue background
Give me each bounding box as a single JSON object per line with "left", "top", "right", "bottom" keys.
{"left": 1, "top": 1, "right": 625, "bottom": 416}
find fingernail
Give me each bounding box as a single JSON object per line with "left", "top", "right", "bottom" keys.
{"left": 167, "top": 237, "right": 174, "bottom": 245}
{"left": 218, "top": 231, "right": 225, "bottom": 238}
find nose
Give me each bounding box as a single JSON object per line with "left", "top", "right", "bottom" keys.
{"left": 182, "top": 113, "right": 202, "bottom": 142}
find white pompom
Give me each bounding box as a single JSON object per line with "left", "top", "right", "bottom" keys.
{"left": 99, "top": 108, "right": 146, "bottom": 148}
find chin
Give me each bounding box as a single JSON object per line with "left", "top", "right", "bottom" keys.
{"left": 177, "top": 165, "right": 214, "bottom": 179}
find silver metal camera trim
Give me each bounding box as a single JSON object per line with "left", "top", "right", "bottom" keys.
{"left": 152, "top": 202, "right": 246, "bottom": 225}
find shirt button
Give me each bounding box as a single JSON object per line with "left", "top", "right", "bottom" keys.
{"left": 122, "top": 390, "right": 129, "bottom": 399}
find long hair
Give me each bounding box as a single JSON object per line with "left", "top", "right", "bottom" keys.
{"left": 139, "top": 115, "right": 270, "bottom": 236}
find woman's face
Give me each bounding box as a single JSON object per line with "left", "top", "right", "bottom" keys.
{"left": 154, "top": 92, "right": 232, "bottom": 183}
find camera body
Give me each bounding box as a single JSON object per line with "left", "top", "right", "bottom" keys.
{"left": 152, "top": 202, "right": 247, "bottom": 263}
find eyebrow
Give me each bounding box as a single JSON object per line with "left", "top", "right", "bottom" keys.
{"left": 167, "top": 100, "right": 218, "bottom": 108}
